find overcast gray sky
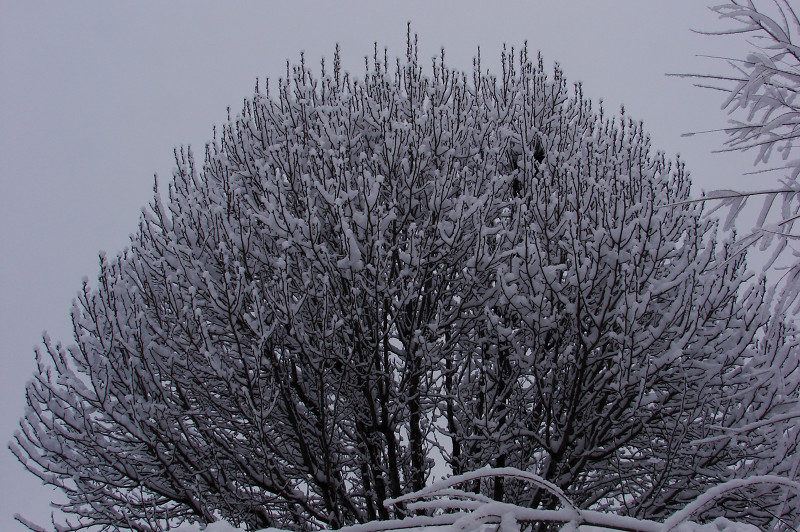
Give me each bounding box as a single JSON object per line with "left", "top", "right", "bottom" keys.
{"left": 0, "top": 1, "right": 760, "bottom": 530}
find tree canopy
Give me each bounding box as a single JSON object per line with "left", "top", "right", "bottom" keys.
{"left": 11, "top": 36, "right": 800, "bottom": 531}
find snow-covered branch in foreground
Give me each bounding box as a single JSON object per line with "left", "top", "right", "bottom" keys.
{"left": 170, "top": 468, "right": 783, "bottom": 532}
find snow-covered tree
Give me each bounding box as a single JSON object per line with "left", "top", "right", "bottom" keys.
{"left": 11, "top": 35, "right": 800, "bottom": 531}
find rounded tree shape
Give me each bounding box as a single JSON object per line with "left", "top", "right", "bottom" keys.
{"left": 11, "top": 38, "right": 800, "bottom": 531}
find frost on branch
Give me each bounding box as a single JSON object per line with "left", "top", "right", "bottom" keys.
{"left": 10, "top": 35, "right": 800, "bottom": 531}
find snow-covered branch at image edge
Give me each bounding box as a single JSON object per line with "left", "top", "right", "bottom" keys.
{"left": 681, "top": 0, "right": 800, "bottom": 314}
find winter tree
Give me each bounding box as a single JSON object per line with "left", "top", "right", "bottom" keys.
{"left": 11, "top": 34, "right": 800, "bottom": 531}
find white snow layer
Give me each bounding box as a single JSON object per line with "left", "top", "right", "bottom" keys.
{"left": 170, "top": 511, "right": 760, "bottom": 532}
{"left": 170, "top": 517, "right": 760, "bottom": 532}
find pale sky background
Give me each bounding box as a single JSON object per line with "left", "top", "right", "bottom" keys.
{"left": 0, "top": 1, "right": 765, "bottom": 530}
